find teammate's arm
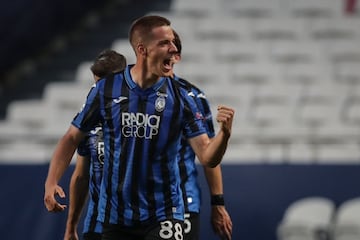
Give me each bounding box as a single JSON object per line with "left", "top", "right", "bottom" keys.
{"left": 44, "top": 125, "right": 86, "bottom": 212}
{"left": 64, "top": 155, "right": 91, "bottom": 240}
{"left": 203, "top": 165, "right": 233, "bottom": 240}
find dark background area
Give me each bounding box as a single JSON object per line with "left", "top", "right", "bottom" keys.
{"left": 1, "top": 163, "right": 359, "bottom": 240}
{"left": 0, "top": 0, "right": 171, "bottom": 119}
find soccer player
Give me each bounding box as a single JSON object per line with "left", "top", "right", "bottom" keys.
{"left": 172, "top": 30, "right": 232, "bottom": 240}
{"left": 44, "top": 15, "right": 234, "bottom": 240}
{"left": 64, "top": 49, "right": 127, "bottom": 240}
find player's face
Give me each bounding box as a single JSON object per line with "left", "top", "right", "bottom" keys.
{"left": 145, "top": 25, "right": 178, "bottom": 77}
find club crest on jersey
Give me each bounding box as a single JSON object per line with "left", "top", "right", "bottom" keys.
{"left": 155, "top": 96, "right": 166, "bottom": 112}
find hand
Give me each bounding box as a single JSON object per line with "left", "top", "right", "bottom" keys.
{"left": 44, "top": 184, "right": 67, "bottom": 212}
{"left": 216, "top": 105, "right": 235, "bottom": 137}
{"left": 211, "top": 205, "right": 233, "bottom": 240}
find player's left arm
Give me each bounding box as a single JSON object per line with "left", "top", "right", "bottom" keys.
{"left": 189, "top": 105, "right": 234, "bottom": 168}
{"left": 203, "top": 165, "right": 233, "bottom": 240}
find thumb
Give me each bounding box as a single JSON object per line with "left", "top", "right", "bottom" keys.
{"left": 56, "top": 186, "right": 66, "bottom": 198}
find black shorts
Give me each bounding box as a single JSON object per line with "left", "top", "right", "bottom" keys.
{"left": 184, "top": 212, "right": 200, "bottom": 240}
{"left": 102, "top": 219, "right": 184, "bottom": 240}
{"left": 83, "top": 232, "right": 102, "bottom": 240}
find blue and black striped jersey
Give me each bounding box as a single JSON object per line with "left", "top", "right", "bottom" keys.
{"left": 76, "top": 124, "right": 104, "bottom": 234}
{"left": 174, "top": 75, "right": 215, "bottom": 213}
{"left": 72, "top": 65, "right": 207, "bottom": 226}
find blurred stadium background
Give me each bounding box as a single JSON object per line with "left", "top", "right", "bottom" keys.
{"left": 1, "top": 0, "right": 360, "bottom": 239}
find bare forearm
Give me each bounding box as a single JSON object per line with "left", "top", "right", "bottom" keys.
{"left": 66, "top": 173, "right": 89, "bottom": 229}
{"left": 205, "top": 130, "right": 230, "bottom": 168}
{"left": 203, "top": 165, "right": 223, "bottom": 195}
{"left": 45, "top": 136, "right": 78, "bottom": 186}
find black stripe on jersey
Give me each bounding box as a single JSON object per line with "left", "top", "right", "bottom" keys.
{"left": 130, "top": 96, "right": 147, "bottom": 223}
{"left": 163, "top": 79, "right": 182, "bottom": 218}
{"left": 117, "top": 78, "right": 130, "bottom": 224}
{"left": 103, "top": 74, "right": 115, "bottom": 224}
{"left": 178, "top": 143, "right": 190, "bottom": 212}
{"left": 78, "top": 91, "right": 100, "bottom": 128}
{"left": 89, "top": 175, "right": 100, "bottom": 232}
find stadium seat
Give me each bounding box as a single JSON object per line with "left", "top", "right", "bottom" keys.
{"left": 316, "top": 142, "right": 360, "bottom": 164}
{"left": 193, "top": 17, "right": 250, "bottom": 42}
{"left": 170, "top": 0, "right": 219, "bottom": 18}
{"left": 333, "top": 197, "right": 360, "bottom": 240}
{"left": 6, "top": 99, "right": 48, "bottom": 131}
{"left": 286, "top": 0, "right": 344, "bottom": 18}
{"left": 173, "top": 41, "right": 214, "bottom": 65}
{"left": 324, "top": 40, "right": 360, "bottom": 65}
{"left": 111, "top": 39, "right": 136, "bottom": 65}
{"left": 281, "top": 62, "right": 333, "bottom": 86}
{"left": 277, "top": 197, "right": 336, "bottom": 240}
{"left": 307, "top": 18, "right": 360, "bottom": 42}
{"left": 335, "top": 62, "right": 360, "bottom": 86}
{"left": 214, "top": 41, "right": 267, "bottom": 64}
{"left": 250, "top": 18, "right": 307, "bottom": 41}
{"left": 74, "top": 61, "right": 94, "bottom": 86}
{"left": 268, "top": 41, "right": 325, "bottom": 65}
{"left": 223, "top": 0, "right": 283, "bottom": 19}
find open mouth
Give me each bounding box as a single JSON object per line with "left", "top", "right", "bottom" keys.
{"left": 163, "top": 58, "right": 173, "bottom": 71}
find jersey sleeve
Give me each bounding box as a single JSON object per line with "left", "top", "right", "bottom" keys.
{"left": 194, "top": 88, "right": 215, "bottom": 138}
{"left": 77, "top": 137, "right": 90, "bottom": 157}
{"left": 71, "top": 83, "right": 101, "bottom": 132}
{"left": 180, "top": 87, "right": 207, "bottom": 139}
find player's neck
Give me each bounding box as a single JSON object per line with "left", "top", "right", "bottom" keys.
{"left": 130, "top": 64, "right": 160, "bottom": 89}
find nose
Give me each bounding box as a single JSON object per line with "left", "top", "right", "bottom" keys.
{"left": 170, "top": 41, "right": 178, "bottom": 53}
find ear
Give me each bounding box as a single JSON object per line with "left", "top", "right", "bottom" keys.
{"left": 137, "top": 43, "right": 146, "bottom": 56}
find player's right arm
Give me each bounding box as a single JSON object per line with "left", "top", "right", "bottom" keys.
{"left": 64, "top": 154, "right": 90, "bottom": 240}
{"left": 44, "top": 125, "right": 86, "bottom": 212}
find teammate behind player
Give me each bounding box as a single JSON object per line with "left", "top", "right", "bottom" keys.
{"left": 172, "top": 30, "right": 233, "bottom": 240}
{"left": 64, "top": 49, "right": 126, "bottom": 240}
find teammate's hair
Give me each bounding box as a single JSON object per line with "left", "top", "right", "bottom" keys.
{"left": 90, "top": 49, "right": 127, "bottom": 78}
{"left": 173, "top": 30, "right": 182, "bottom": 55}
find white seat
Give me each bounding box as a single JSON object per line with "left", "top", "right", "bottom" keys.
{"left": 333, "top": 198, "right": 360, "bottom": 240}
{"left": 294, "top": 83, "right": 341, "bottom": 132}
{"left": 307, "top": 18, "right": 360, "bottom": 42}
{"left": 340, "top": 95, "right": 360, "bottom": 128}
{"left": 230, "top": 62, "right": 282, "bottom": 86}
{"left": 111, "top": 39, "right": 136, "bottom": 64}
{"left": 223, "top": 142, "right": 265, "bottom": 163}
{"left": 173, "top": 41, "right": 214, "bottom": 65}
{"left": 214, "top": 41, "right": 267, "bottom": 64}
{"left": 316, "top": 142, "right": 360, "bottom": 164}
{"left": 281, "top": 62, "right": 333, "bottom": 86}
{"left": 6, "top": 99, "right": 48, "bottom": 130}
{"left": 286, "top": 0, "right": 344, "bottom": 18}
{"left": 268, "top": 41, "right": 325, "bottom": 65}
{"left": 288, "top": 142, "right": 317, "bottom": 163}
{"left": 247, "top": 83, "right": 300, "bottom": 141}
{"left": 223, "top": 0, "right": 283, "bottom": 18}
{"left": 193, "top": 17, "right": 250, "bottom": 42}
{"left": 75, "top": 61, "right": 94, "bottom": 86}
{"left": 43, "top": 82, "right": 90, "bottom": 130}
{"left": 174, "top": 62, "right": 229, "bottom": 89}
{"left": 277, "top": 197, "right": 335, "bottom": 240}
{"left": 324, "top": 40, "right": 360, "bottom": 64}
{"left": 170, "top": 0, "right": 220, "bottom": 18}
{"left": 335, "top": 62, "right": 360, "bottom": 85}
{"left": 251, "top": 18, "right": 306, "bottom": 41}
{"left": 0, "top": 141, "right": 53, "bottom": 163}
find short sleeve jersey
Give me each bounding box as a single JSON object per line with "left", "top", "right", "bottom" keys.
{"left": 175, "top": 75, "right": 215, "bottom": 213}
{"left": 71, "top": 65, "right": 207, "bottom": 226}
{"left": 76, "top": 125, "right": 104, "bottom": 234}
